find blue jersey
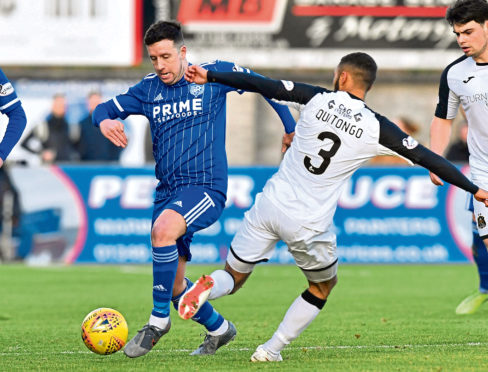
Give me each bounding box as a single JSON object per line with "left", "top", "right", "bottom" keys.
{"left": 94, "top": 60, "right": 295, "bottom": 201}
{"left": 0, "top": 68, "right": 26, "bottom": 161}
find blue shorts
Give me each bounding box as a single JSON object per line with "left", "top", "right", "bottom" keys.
{"left": 152, "top": 187, "right": 226, "bottom": 261}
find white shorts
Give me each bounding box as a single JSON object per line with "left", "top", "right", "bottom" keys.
{"left": 227, "top": 193, "right": 338, "bottom": 282}
{"left": 471, "top": 172, "right": 488, "bottom": 239}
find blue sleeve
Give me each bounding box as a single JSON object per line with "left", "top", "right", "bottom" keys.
{"left": 0, "top": 69, "right": 27, "bottom": 160}
{"left": 0, "top": 104, "right": 27, "bottom": 161}
{"left": 208, "top": 61, "right": 296, "bottom": 133}
{"left": 0, "top": 68, "right": 21, "bottom": 114}
{"left": 92, "top": 80, "right": 146, "bottom": 127}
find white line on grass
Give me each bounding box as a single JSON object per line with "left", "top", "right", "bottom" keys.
{"left": 1, "top": 342, "right": 487, "bottom": 356}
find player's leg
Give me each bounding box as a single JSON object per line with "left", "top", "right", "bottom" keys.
{"left": 251, "top": 227, "right": 338, "bottom": 362}
{"left": 251, "top": 276, "right": 337, "bottom": 362}
{"left": 124, "top": 208, "right": 186, "bottom": 358}
{"left": 456, "top": 201, "right": 488, "bottom": 314}
{"left": 178, "top": 192, "right": 280, "bottom": 317}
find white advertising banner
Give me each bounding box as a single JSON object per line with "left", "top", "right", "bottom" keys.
{"left": 0, "top": 0, "right": 142, "bottom": 66}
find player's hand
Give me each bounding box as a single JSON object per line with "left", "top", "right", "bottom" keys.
{"left": 281, "top": 132, "right": 295, "bottom": 153}
{"left": 429, "top": 171, "right": 444, "bottom": 186}
{"left": 474, "top": 188, "right": 488, "bottom": 207}
{"left": 100, "top": 119, "right": 128, "bottom": 148}
{"left": 185, "top": 65, "right": 208, "bottom": 85}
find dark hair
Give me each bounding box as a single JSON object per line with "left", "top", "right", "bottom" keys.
{"left": 446, "top": 0, "right": 488, "bottom": 26}
{"left": 338, "top": 52, "right": 377, "bottom": 92}
{"left": 144, "top": 20, "right": 184, "bottom": 46}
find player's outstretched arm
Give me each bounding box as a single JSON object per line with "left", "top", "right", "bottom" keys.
{"left": 185, "top": 65, "right": 209, "bottom": 84}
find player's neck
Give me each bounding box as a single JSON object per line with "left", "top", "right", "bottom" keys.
{"left": 473, "top": 52, "right": 488, "bottom": 63}
{"left": 346, "top": 88, "right": 365, "bottom": 101}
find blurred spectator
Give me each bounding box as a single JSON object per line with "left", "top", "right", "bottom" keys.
{"left": 369, "top": 116, "right": 420, "bottom": 165}
{"left": 21, "top": 94, "right": 79, "bottom": 163}
{"left": 445, "top": 122, "right": 469, "bottom": 163}
{"left": 76, "top": 91, "right": 122, "bottom": 162}
{"left": 144, "top": 122, "right": 154, "bottom": 163}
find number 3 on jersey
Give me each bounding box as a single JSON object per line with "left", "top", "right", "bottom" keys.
{"left": 304, "top": 131, "right": 341, "bottom": 175}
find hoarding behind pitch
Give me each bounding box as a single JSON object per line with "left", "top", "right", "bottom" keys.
{"left": 10, "top": 165, "right": 473, "bottom": 265}
{"left": 0, "top": 0, "right": 142, "bottom": 66}
{"left": 146, "top": 0, "right": 461, "bottom": 69}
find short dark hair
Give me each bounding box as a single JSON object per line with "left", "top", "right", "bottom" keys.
{"left": 338, "top": 52, "right": 377, "bottom": 92}
{"left": 446, "top": 0, "right": 488, "bottom": 26}
{"left": 144, "top": 20, "right": 184, "bottom": 46}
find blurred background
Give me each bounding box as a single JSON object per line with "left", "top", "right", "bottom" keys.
{"left": 0, "top": 0, "right": 471, "bottom": 266}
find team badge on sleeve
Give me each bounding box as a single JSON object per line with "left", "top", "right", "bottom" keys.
{"left": 189, "top": 83, "right": 205, "bottom": 97}
{"left": 0, "top": 83, "right": 14, "bottom": 96}
{"left": 281, "top": 80, "right": 294, "bottom": 91}
{"left": 402, "top": 136, "right": 418, "bottom": 149}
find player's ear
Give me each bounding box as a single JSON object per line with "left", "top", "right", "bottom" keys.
{"left": 179, "top": 45, "right": 187, "bottom": 59}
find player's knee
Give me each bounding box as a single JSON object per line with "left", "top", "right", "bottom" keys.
{"left": 151, "top": 221, "right": 178, "bottom": 245}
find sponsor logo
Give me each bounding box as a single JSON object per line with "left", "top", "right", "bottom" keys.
{"left": 177, "top": 0, "right": 286, "bottom": 33}
{"left": 189, "top": 84, "right": 204, "bottom": 97}
{"left": 463, "top": 76, "right": 475, "bottom": 84}
{"left": 173, "top": 200, "right": 183, "bottom": 208}
{"left": 402, "top": 136, "right": 418, "bottom": 149}
{"left": 152, "top": 98, "right": 203, "bottom": 123}
{"left": 478, "top": 214, "right": 487, "bottom": 229}
{"left": 354, "top": 113, "right": 362, "bottom": 122}
{"left": 0, "top": 82, "right": 14, "bottom": 96}
{"left": 281, "top": 80, "right": 294, "bottom": 91}
{"left": 328, "top": 100, "right": 335, "bottom": 109}
{"left": 154, "top": 92, "right": 164, "bottom": 101}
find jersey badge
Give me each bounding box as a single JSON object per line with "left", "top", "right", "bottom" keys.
{"left": 154, "top": 92, "right": 164, "bottom": 101}
{"left": 354, "top": 113, "right": 362, "bottom": 122}
{"left": 478, "top": 214, "right": 486, "bottom": 229}
{"left": 281, "top": 80, "right": 294, "bottom": 91}
{"left": 0, "top": 82, "right": 14, "bottom": 96}
{"left": 189, "top": 83, "right": 204, "bottom": 97}
{"left": 328, "top": 100, "right": 335, "bottom": 109}
{"left": 463, "top": 76, "right": 475, "bottom": 84}
{"left": 402, "top": 136, "right": 418, "bottom": 150}
{"left": 173, "top": 200, "right": 183, "bottom": 208}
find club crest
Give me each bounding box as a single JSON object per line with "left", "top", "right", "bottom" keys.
{"left": 478, "top": 214, "right": 487, "bottom": 229}
{"left": 189, "top": 84, "right": 204, "bottom": 97}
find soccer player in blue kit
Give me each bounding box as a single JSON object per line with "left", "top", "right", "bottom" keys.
{"left": 0, "top": 68, "right": 27, "bottom": 166}
{"left": 92, "top": 20, "right": 296, "bottom": 358}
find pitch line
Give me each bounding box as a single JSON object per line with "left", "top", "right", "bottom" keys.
{"left": 0, "top": 342, "right": 487, "bottom": 356}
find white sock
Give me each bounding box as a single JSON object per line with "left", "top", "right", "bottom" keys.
{"left": 208, "top": 269, "right": 235, "bottom": 300}
{"left": 149, "top": 314, "right": 170, "bottom": 329}
{"left": 207, "top": 319, "right": 229, "bottom": 336}
{"left": 263, "top": 294, "right": 321, "bottom": 354}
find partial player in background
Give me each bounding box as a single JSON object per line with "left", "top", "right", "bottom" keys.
{"left": 0, "top": 68, "right": 27, "bottom": 166}
{"left": 182, "top": 53, "right": 488, "bottom": 361}
{"left": 429, "top": 0, "right": 488, "bottom": 314}
{"left": 92, "top": 20, "right": 296, "bottom": 358}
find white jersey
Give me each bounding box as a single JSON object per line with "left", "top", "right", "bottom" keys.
{"left": 265, "top": 90, "right": 392, "bottom": 231}
{"left": 435, "top": 56, "right": 488, "bottom": 183}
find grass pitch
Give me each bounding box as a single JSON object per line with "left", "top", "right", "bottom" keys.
{"left": 1, "top": 263, "right": 488, "bottom": 371}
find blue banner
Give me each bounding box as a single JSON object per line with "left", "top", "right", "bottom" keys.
{"left": 12, "top": 165, "right": 472, "bottom": 265}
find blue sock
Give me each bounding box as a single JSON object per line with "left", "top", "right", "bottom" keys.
{"left": 172, "top": 277, "right": 224, "bottom": 332}
{"left": 152, "top": 245, "right": 179, "bottom": 318}
{"left": 471, "top": 224, "right": 488, "bottom": 292}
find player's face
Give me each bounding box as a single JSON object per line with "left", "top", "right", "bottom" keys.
{"left": 147, "top": 39, "right": 187, "bottom": 85}
{"left": 453, "top": 21, "right": 488, "bottom": 60}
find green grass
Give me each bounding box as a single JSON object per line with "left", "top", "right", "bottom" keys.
{"left": 1, "top": 264, "right": 488, "bottom": 371}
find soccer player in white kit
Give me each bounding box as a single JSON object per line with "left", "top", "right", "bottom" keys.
{"left": 430, "top": 0, "right": 488, "bottom": 314}
{"left": 183, "top": 53, "right": 488, "bottom": 361}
